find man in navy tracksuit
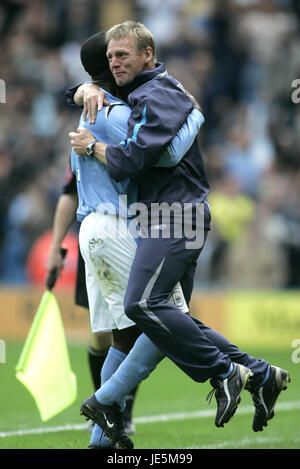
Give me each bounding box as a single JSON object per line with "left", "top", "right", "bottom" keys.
{"left": 108, "top": 67, "right": 227, "bottom": 382}
{"left": 70, "top": 21, "right": 290, "bottom": 447}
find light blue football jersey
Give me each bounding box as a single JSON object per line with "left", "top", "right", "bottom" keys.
{"left": 71, "top": 91, "right": 137, "bottom": 221}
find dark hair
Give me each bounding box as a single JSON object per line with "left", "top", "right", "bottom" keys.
{"left": 80, "top": 31, "right": 125, "bottom": 99}
{"left": 80, "top": 31, "right": 109, "bottom": 77}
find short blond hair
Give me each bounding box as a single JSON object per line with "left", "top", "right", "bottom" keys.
{"left": 105, "top": 21, "right": 157, "bottom": 63}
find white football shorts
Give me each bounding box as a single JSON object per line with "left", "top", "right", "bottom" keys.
{"left": 79, "top": 211, "right": 188, "bottom": 332}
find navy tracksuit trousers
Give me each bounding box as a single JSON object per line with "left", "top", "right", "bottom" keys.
{"left": 124, "top": 230, "right": 268, "bottom": 385}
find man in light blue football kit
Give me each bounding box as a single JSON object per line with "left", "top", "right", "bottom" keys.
{"left": 71, "top": 31, "right": 204, "bottom": 449}
{"left": 71, "top": 23, "right": 290, "bottom": 449}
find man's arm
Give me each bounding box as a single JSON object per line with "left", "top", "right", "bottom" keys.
{"left": 45, "top": 192, "right": 78, "bottom": 287}
{"left": 68, "top": 104, "right": 204, "bottom": 169}
{"left": 156, "top": 109, "right": 205, "bottom": 167}
{"left": 105, "top": 84, "right": 194, "bottom": 181}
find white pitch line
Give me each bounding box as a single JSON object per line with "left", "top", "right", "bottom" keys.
{"left": 0, "top": 400, "right": 299, "bottom": 439}
{"left": 0, "top": 424, "right": 87, "bottom": 438}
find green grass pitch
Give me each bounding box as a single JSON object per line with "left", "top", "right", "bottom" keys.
{"left": 0, "top": 342, "right": 299, "bottom": 450}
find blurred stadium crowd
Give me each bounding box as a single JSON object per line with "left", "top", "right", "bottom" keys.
{"left": 0, "top": 0, "right": 300, "bottom": 289}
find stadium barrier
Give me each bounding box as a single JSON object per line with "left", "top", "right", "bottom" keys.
{"left": 1, "top": 287, "right": 300, "bottom": 348}
{"left": 190, "top": 290, "right": 300, "bottom": 349}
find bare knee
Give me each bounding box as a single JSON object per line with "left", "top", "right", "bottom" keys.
{"left": 89, "top": 331, "right": 112, "bottom": 352}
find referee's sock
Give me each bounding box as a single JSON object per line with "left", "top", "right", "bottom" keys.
{"left": 87, "top": 345, "right": 110, "bottom": 391}
{"left": 94, "top": 334, "right": 164, "bottom": 409}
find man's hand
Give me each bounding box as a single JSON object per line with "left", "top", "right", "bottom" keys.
{"left": 45, "top": 247, "right": 64, "bottom": 289}
{"left": 69, "top": 127, "right": 108, "bottom": 164}
{"left": 69, "top": 127, "right": 95, "bottom": 156}
{"left": 74, "top": 83, "right": 109, "bottom": 124}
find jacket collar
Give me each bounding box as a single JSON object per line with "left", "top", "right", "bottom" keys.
{"left": 123, "top": 62, "right": 166, "bottom": 96}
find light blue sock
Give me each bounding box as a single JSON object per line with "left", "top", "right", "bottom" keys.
{"left": 95, "top": 334, "right": 164, "bottom": 409}
{"left": 89, "top": 346, "right": 127, "bottom": 448}
{"left": 100, "top": 347, "right": 127, "bottom": 383}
